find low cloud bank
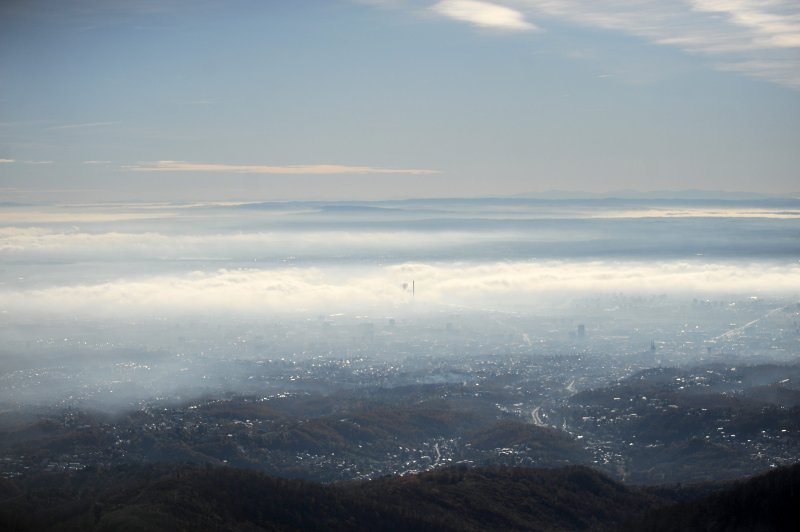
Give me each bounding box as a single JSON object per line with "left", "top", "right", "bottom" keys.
{"left": 0, "top": 228, "right": 528, "bottom": 261}
{"left": 1, "top": 260, "right": 796, "bottom": 318}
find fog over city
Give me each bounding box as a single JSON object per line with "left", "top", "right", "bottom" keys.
{"left": 2, "top": 198, "right": 799, "bottom": 316}
{"left": 1, "top": 197, "right": 798, "bottom": 412}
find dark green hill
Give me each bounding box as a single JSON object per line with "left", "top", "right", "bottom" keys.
{"left": 0, "top": 464, "right": 664, "bottom": 531}
{"left": 623, "top": 462, "right": 800, "bottom": 531}
{"left": 1, "top": 463, "right": 797, "bottom": 531}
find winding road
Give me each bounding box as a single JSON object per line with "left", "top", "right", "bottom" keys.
{"left": 531, "top": 406, "right": 547, "bottom": 427}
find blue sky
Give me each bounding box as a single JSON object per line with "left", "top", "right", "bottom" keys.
{"left": 1, "top": 0, "right": 798, "bottom": 201}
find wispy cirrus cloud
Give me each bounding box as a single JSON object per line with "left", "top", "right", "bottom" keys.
{"left": 509, "top": 0, "right": 800, "bottom": 88}
{"left": 0, "top": 159, "right": 52, "bottom": 165}
{"left": 367, "top": 0, "right": 800, "bottom": 88}
{"left": 125, "top": 160, "right": 440, "bottom": 175}
{"left": 48, "top": 121, "right": 118, "bottom": 130}
{"left": 431, "top": 0, "right": 538, "bottom": 31}
{"left": 689, "top": 0, "right": 800, "bottom": 49}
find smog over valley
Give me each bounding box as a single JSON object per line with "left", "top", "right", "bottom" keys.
{"left": 1, "top": 1, "right": 799, "bottom": 530}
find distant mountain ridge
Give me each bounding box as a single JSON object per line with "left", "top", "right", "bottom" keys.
{"left": 512, "top": 189, "right": 800, "bottom": 200}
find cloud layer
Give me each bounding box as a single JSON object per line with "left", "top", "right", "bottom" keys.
{"left": 431, "top": 0, "right": 538, "bottom": 31}
{"left": 0, "top": 227, "right": 520, "bottom": 261}
{"left": 2, "top": 260, "right": 797, "bottom": 317}
{"left": 1, "top": 199, "right": 796, "bottom": 318}
{"left": 127, "top": 161, "right": 440, "bottom": 175}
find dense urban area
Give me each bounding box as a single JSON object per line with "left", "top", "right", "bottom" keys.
{"left": 2, "top": 294, "right": 798, "bottom": 486}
